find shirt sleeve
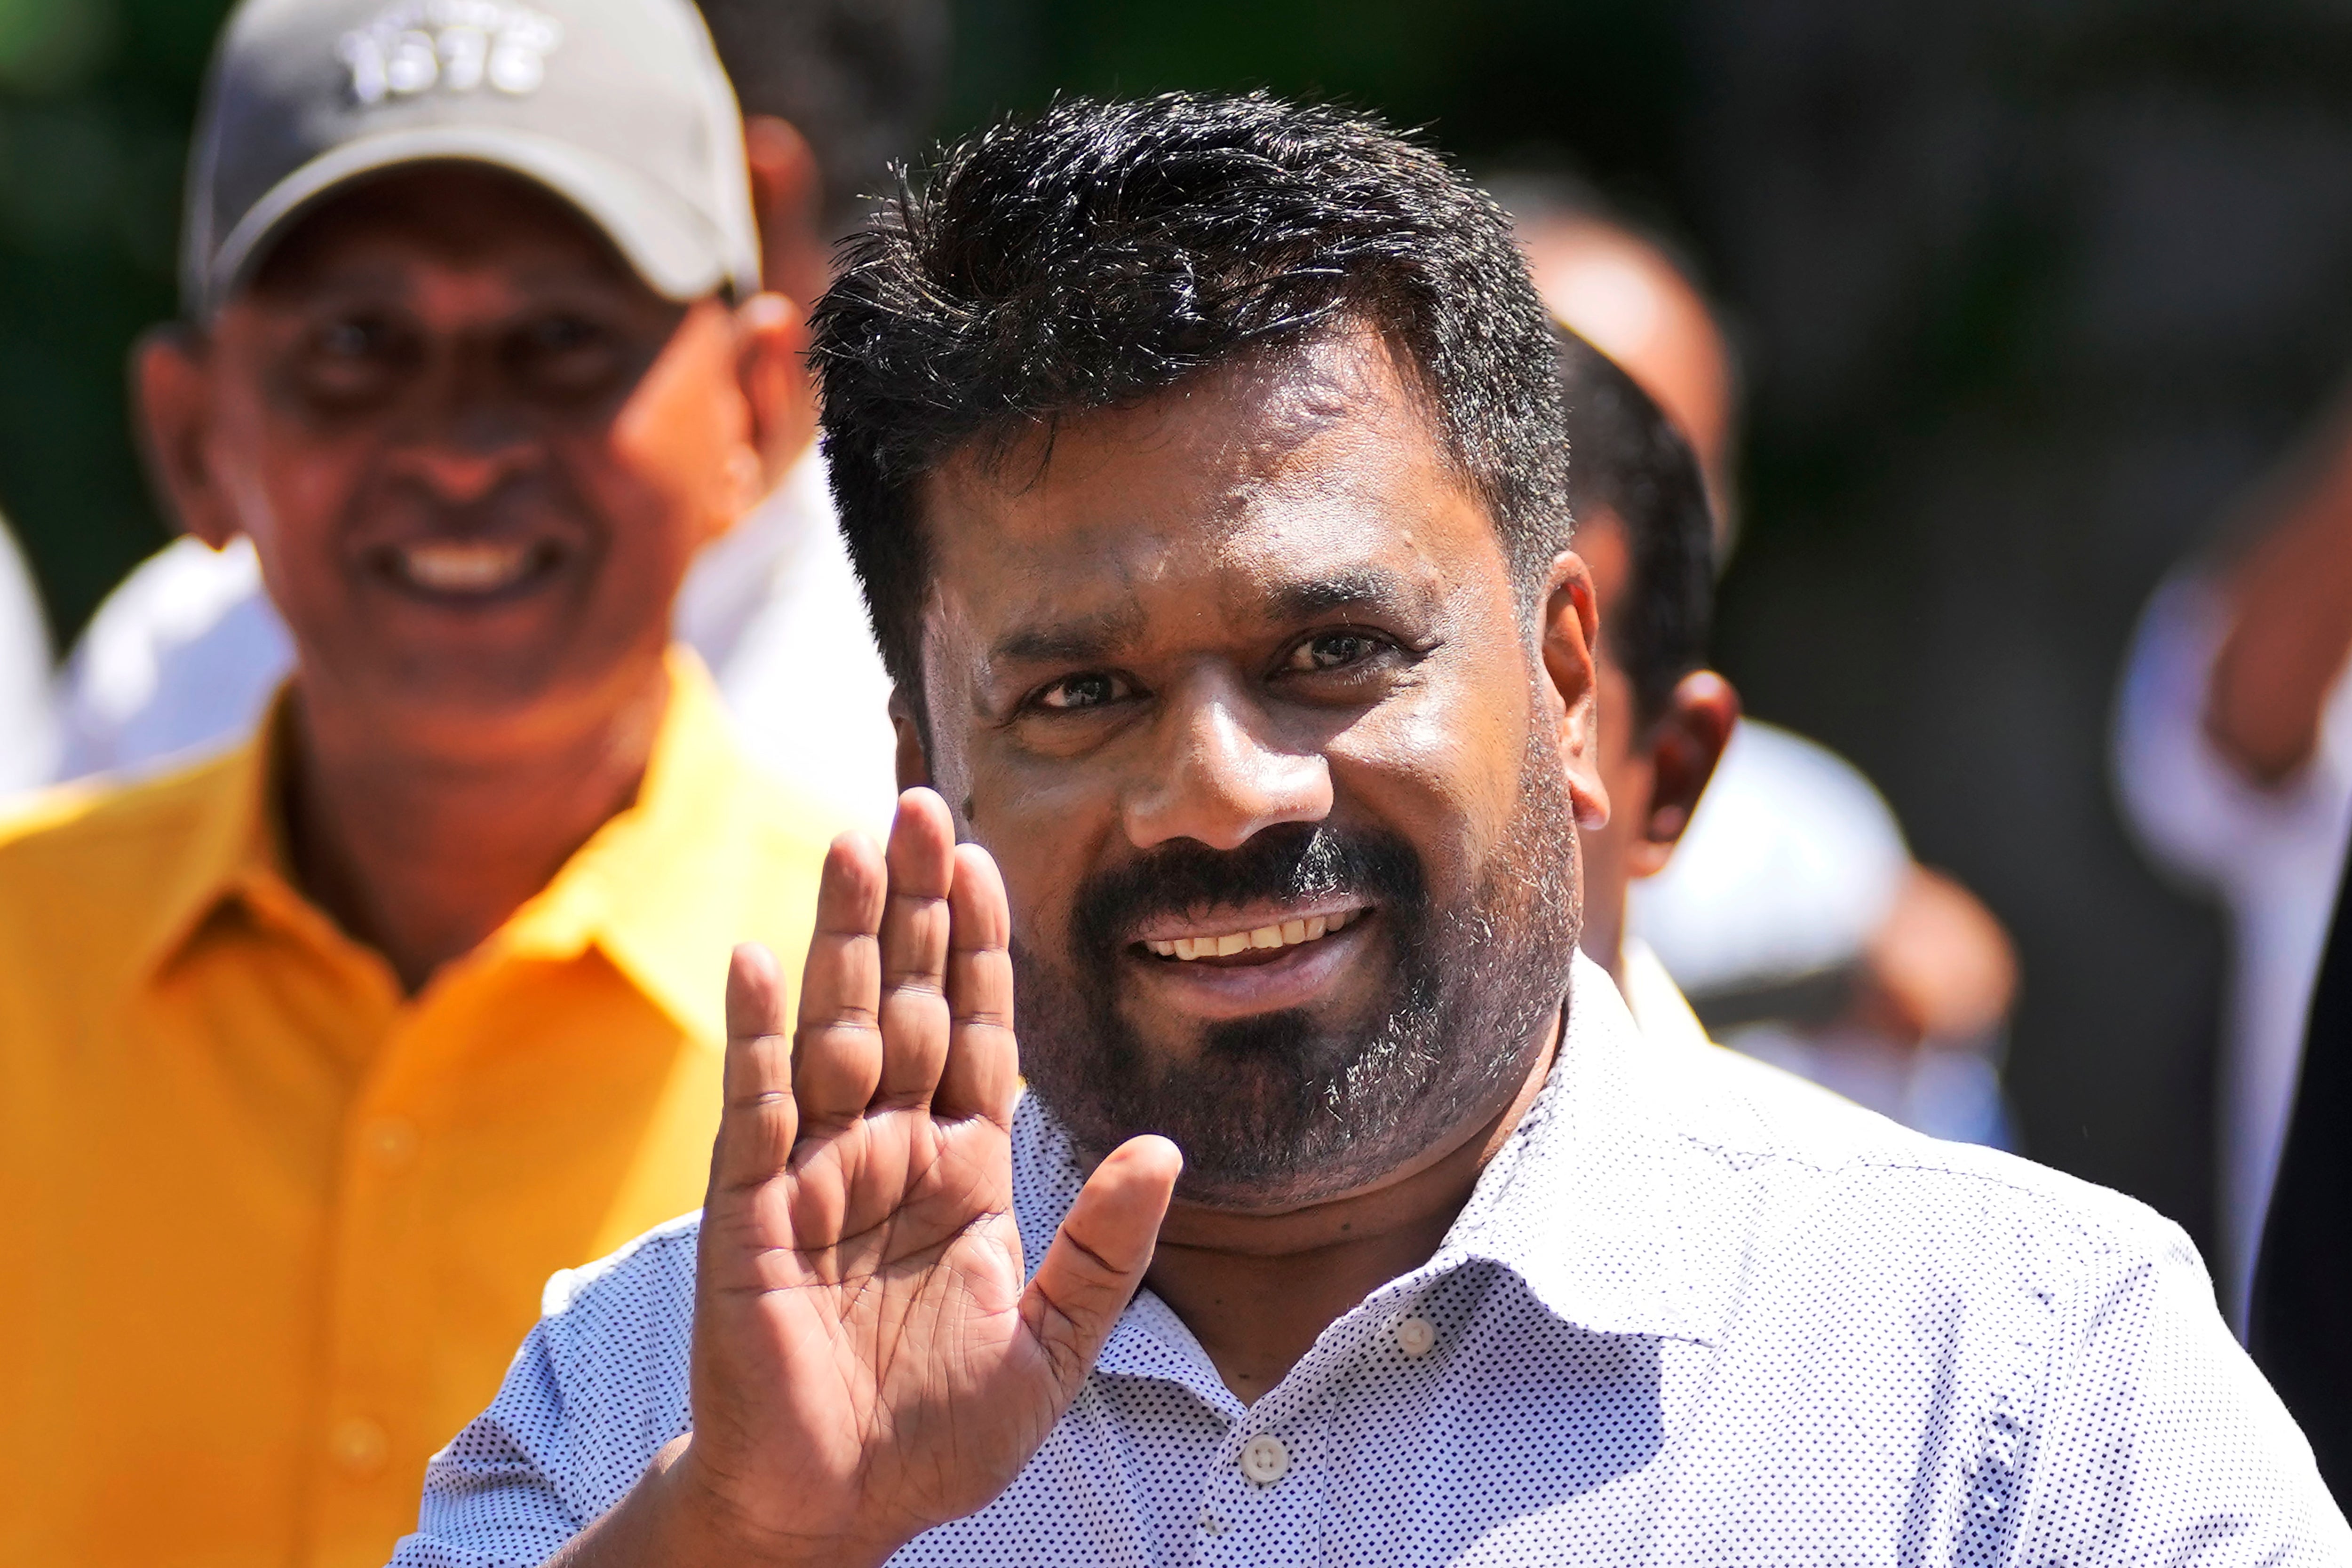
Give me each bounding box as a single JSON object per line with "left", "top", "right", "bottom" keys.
{"left": 2112, "top": 571, "right": 2352, "bottom": 889}
{"left": 2014, "top": 1201, "right": 2352, "bottom": 1564}
{"left": 391, "top": 1218, "right": 700, "bottom": 1568}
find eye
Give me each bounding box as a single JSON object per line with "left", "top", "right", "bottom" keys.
{"left": 509, "top": 311, "right": 628, "bottom": 398}
{"left": 1282, "top": 629, "right": 1393, "bottom": 674}
{"left": 295, "top": 312, "right": 413, "bottom": 404}
{"left": 319, "top": 317, "right": 388, "bottom": 358}
{"left": 1030, "top": 671, "right": 1133, "bottom": 712}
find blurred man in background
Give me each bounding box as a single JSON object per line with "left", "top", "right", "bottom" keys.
{"left": 1505, "top": 175, "right": 2021, "bottom": 1145}
{"left": 0, "top": 516, "right": 53, "bottom": 792}
{"left": 0, "top": 3, "right": 843, "bottom": 1563}
{"left": 2118, "top": 392, "right": 2352, "bottom": 1330}
{"left": 1551, "top": 324, "right": 1741, "bottom": 1043}
{"left": 51, "top": 0, "right": 945, "bottom": 839}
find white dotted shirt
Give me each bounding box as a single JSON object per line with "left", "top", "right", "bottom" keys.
{"left": 392, "top": 956, "right": 2348, "bottom": 1566}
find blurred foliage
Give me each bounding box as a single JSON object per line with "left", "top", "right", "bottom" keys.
{"left": 0, "top": 0, "right": 230, "bottom": 650}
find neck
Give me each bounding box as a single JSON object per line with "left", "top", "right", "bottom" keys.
{"left": 279, "top": 663, "right": 672, "bottom": 993}
{"left": 1142, "top": 1014, "right": 1561, "bottom": 1404}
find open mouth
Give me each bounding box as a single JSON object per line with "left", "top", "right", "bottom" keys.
{"left": 1138, "top": 907, "right": 1365, "bottom": 965}
{"left": 371, "top": 539, "right": 565, "bottom": 599}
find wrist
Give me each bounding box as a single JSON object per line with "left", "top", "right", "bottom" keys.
{"left": 645, "top": 1437, "right": 897, "bottom": 1568}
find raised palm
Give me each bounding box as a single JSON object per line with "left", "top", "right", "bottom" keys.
{"left": 681, "top": 789, "right": 1180, "bottom": 1567}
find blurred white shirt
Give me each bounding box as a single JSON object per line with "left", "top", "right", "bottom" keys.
{"left": 2113, "top": 571, "right": 2352, "bottom": 1332}
{"left": 52, "top": 449, "right": 899, "bottom": 840}
{"left": 1628, "top": 719, "right": 2013, "bottom": 1152}
{"left": 0, "top": 516, "right": 56, "bottom": 796}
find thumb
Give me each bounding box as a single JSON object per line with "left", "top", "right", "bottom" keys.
{"left": 1020, "top": 1135, "right": 1183, "bottom": 1393}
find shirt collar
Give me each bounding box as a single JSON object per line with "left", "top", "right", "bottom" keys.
{"left": 126, "top": 694, "right": 353, "bottom": 988}
{"left": 134, "top": 647, "right": 772, "bottom": 1038}
{"left": 464, "top": 647, "right": 773, "bottom": 1038}
{"left": 1007, "top": 949, "right": 1719, "bottom": 1369}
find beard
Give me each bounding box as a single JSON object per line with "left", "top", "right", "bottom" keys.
{"left": 1012, "top": 720, "right": 1583, "bottom": 1206}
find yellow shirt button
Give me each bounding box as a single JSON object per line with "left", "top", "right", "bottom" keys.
{"left": 328, "top": 1416, "right": 388, "bottom": 1476}
{"left": 363, "top": 1116, "right": 420, "bottom": 1170}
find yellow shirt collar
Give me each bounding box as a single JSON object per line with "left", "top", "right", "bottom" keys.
{"left": 130, "top": 647, "right": 777, "bottom": 1038}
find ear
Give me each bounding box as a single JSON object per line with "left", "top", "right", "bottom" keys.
{"left": 132, "top": 324, "right": 239, "bottom": 550}
{"left": 742, "top": 113, "right": 829, "bottom": 308}
{"left": 1624, "top": 669, "right": 1740, "bottom": 879}
{"left": 889, "top": 686, "right": 933, "bottom": 792}
{"left": 731, "top": 289, "right": 813, "bottom": 491}
{"left": 1537, "top": 550, "right": 1611, "bottom": 832}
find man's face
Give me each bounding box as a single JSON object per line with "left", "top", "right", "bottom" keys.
{"left": 140, "top": 166, "right": 770, "bottom": 749}
{"left": 914, "top": 331, "right": 1604, "bottom": 1208}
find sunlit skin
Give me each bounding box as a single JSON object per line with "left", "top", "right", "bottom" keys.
{"left": 1574, "top": 503, "right": 1740, "bottom": 981}
{"left": 548, "top": 329, "right": 1610, "bottom": 1568}
{"left": 134, "top": 165, "right": 795, "bottom": 990}
{"left": 908, "top": 330, "right": 1607, "bottom": 1399}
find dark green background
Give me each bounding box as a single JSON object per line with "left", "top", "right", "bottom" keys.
{"left": 17, "top": 0, "right": 2352, "bottom": 1250}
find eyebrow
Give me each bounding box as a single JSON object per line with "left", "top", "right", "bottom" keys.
{"left": 1271, "top": 566, "right": 1428, "bottom": 621}
{"left": 990, "top": 604, "right": 1148, "bottom": 667}
{"left": 986, "top": 566, "right": 1436, "bottom": 670}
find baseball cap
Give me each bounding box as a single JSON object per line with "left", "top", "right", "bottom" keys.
{"left": 182, "top": 0, "right": 761, "bottom": 319}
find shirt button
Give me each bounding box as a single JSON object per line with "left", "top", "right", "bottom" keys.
{"left": 1397, "top": 1315, "right": 1438, "bottom": 1357}
{"left": 1238, "top": 1433, "right": 1291, "bottom": 1485}
{"left": 362, "top": 1116, "right": 420, "bottom": 1170}
{"left": 328, "top": 1415, "right": 388, "bottom": 1476}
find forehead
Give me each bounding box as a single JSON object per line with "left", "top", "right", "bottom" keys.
{"left": 242, "top": 164, "right": 642, "bottom": 306}
{"left": 918, "top": 331, "right": 1507, "bottom": 650}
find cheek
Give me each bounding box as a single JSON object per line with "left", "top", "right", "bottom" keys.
{"left": 214, "top": 406, "right": 370, "bottom": 563}
{"left": 609, "top": 325, "right": 745, "bottom": 533}
{"left": 1324, "top": 645, "right": 1538, "bottom": 895}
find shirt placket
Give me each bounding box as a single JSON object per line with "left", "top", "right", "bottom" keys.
{"left": 1193, "top": 1395, "right": 1321, "bottom": 1568}
{"left": 308, "top": 982, "right": 474, "bottom": 1564}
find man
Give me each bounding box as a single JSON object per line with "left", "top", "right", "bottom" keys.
{"left": 2118, "top": 394, "right": 2352, "bottom": 1329}
{"left": 1551, "top": 325, "right": 1740, "bottom": 1043}
{"left": 394, "top": 94, "right": 2341, "bottom": 1565}
{"left": 1510, "top": 177, "right": 2021, "bottom": 1144}
{"left": 50, "top": 0, "right": 945, "bottom": 837}
{"left": 0, "top": 3, "right": 836, "bottom": 1564}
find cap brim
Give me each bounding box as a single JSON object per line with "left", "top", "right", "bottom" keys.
{"left": 199, "top": 124, "right": 752, "bottom": 317}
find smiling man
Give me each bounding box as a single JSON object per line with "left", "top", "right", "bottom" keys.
{"left": 397, "top": 95, "right": 2344, "bottom": 1566}
{"left": 0, "top": 3, "right": 835, "bottom": 1565}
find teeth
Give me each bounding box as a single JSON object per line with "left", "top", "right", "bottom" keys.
{"left": 398, "top": 540, "right": 535, "bottom": 594}
{"left": 1144, "top": 908, "right": 1362, "bottom": 962}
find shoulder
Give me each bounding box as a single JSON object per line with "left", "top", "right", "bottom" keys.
{"left": 0, "top": 761, "right": 230, "bottom": 914}
{"left": 1646, "top": 1031, "right": 2201, "bottom": 1301}
{"left": 0, "top": 763, "right": 240, "bottom": 1011}
{"left": 1675, "top": 1034, "right": 2183, "bottom": 1260}
{"left": 536, "top": 1210, "right": 702, "bottom": 1358}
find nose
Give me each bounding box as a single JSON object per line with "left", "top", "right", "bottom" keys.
{"left": 386, "top": 353, "right": 538, "bottom": 507}
{"left": 1122, "top": 671, "right": 1333, "bottom": 852}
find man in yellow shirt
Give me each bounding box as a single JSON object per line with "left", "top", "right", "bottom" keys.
{"left": 0, "top": 2, "right": 842, "bottom": 1563}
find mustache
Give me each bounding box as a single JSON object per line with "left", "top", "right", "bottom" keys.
{"left": 1067, "top": 820, "right": 1426, "bottom": 952}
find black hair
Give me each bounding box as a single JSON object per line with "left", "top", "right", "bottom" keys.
{"left": 1555, "top": 324, "right": 1715, "bottom": 725}
{"left": 691, "top": 0, "right": 950, "bottom": 234}
{"left": 809, "top": 91, "right": 1569, "bottom": 710}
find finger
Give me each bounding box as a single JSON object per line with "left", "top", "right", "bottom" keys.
{"left": 791, "top": 831, "right": 889, "bottom": 1132}
{"left": 933, "top": 842, "right": 1018, "bottom": 1126}
{"left": 709, "top": 943, "right": 798, "bottom": 1196}
{"left": 873, "top": 789, "right": 956, "bottom": 1108}
{"left": 1022, "top": 1135, "right": 1183, "bottom": 1394}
